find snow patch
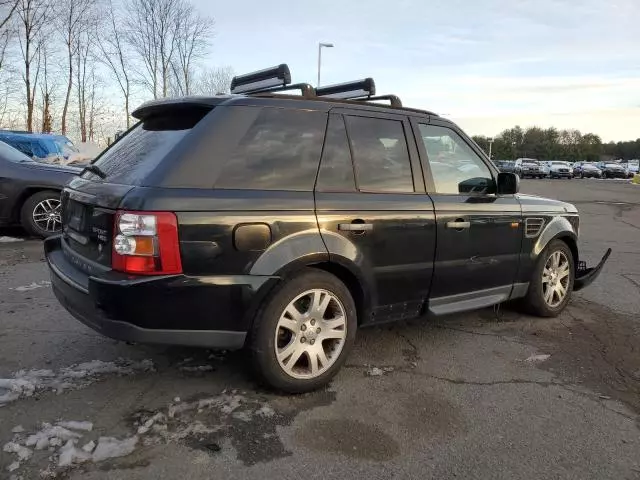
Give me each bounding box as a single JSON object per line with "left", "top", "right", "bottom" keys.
{"left": 0, "top": 236, "right": 23, "bottom": 243}
{"left": 58, "top": 440, "right": 92, "bottom": 467}
{"left": 525, "top": 354, "right": 551, "bottom": 363}
{"left": 10, "top": 281, "right": 51, "bottom": 292}
{"left": 91, "top": 436, "right": 138, "bottom": 462}
{"left": 366, "top": 366, "right": 394, "bottom": 376}
{"left": 57, "top": 421, "right": 93, "bottom": 432}
{"left": 0, "top": 358, "right": 154, "bottom": 406}
{"left": 11, "top": 425, "right": 25, "bottom": 433}
{"left": 3, "top": 442, "right": 32, "bottom": 461}
{"left": 7, "top": 461, "right": 20, "bottom": 472}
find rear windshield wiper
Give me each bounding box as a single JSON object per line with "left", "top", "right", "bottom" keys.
{"left": 81, "top": 164, "right": 106, "bottom": 179}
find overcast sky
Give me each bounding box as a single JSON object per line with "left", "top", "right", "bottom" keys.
{"left": 191, "top": 0, "right": 639, "bottom": 141}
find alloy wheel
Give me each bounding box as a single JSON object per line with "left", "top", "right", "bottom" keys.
{"left": 541, "top": 251, "right": 571, "bottom": 308}
{"left": 274, "top": 289, "right": 347, "bottom": 379}
{"left": 32, "top": 198, "right": 62, "bottom": 233}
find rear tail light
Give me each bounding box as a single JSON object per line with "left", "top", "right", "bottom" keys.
{"left": 112, "top": 211, "right": 182, "bottom": 275}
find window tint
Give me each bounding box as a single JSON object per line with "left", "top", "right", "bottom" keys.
{"left": 345, "top": 116, "right": 414, "bottom": 193}
{"left": 89, "top": 107, "right": 211, "bottom": 185}
{"left": 216, "top": 108, "right": 326, "bottom": 191}
{"left": 315, "top": 115, "right": 356, "bottom": 192}
{"left": 418, "top": 124, "right": 494, "bottom": 195}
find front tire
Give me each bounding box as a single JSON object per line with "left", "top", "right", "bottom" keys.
{"left": 20, "top": 190, "right": 62, "bottom": 238}
{"left": 522, "top": 239, "right": 575, "bottom": 317}
{"left": 249, "top": 269, "right": 357, "bottom": 393}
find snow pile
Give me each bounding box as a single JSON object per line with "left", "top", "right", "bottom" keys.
{"left": 4, "top": 420, "right": 138, "bottom": 473}
{"left": 0, "top": 359, "right": 154, "bottom": 406}
{"left": 0, "top": 236, "right": 23, "bottom": 243}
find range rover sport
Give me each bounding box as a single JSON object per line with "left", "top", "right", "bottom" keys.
{"left": 45, "top": 64, "right": 610, "bottom": 393}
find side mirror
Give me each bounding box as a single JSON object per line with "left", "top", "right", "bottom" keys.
{"left": 497, "top": 172, "right": 520, "bottom": 195}
{"left": 458, "top": 177, "right": 493, "bottom": 195}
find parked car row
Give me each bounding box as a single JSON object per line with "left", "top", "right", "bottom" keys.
{"left": 495, "top": 159, "right": 637, "bottom": 180}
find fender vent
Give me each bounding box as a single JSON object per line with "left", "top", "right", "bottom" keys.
{"left": 525, "top": 217, "right": 545, "bottom": 238}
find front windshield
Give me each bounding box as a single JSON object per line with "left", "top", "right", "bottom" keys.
{"left": 0, "top": 140, "right": 32, "bottom": 163}
{"left": 552, "top": 161, "right": 568, "bottom": 166}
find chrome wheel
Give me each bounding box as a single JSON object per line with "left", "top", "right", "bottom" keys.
{"left": 275, "top": 289, "right": 347, "bottom": 379}
{"left": 542, "top": 250, "right": 571, "bottom": 308}
{"left": 32, "top": 198, "right": 62, "bottom": 233}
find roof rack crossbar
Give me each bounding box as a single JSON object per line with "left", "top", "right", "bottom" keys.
{"left": 315, "top": 78, "right": 375, "bottom": 100}
{"left": 251, "top": 83, "right": 316, "bottom": 98}
{"left": 230, "top": 64, "right": 292, "bottom": 95}
{"left": 355, "top": 94, "right": 403, "bottom": 108}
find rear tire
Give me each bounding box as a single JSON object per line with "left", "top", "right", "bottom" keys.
{"left": 249, "top": 269, "right": 357, "bottom": 393}
{"left": 521, "top": 239, "right": 575, "bottom": 317}
{"left": 20, "top": 190, "right": 62, "bottom": 238}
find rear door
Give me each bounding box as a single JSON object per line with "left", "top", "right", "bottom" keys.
{"left": 315, "top": 110, "right": 436, "bottom": 324}
{"left": 412, "top": 118, "right": 522, "bottom": 315}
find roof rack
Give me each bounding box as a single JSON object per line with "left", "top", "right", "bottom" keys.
{"left": 230, "top": 64, "right": 314, "bottom": 98}
{"left": 230, "top": 64, "right": 404, "bottom": 108}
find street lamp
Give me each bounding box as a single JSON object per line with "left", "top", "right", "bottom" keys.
{"left": 317, "top": 42, "right": 334, "bottom": 87}
{"left": 488, "top": 137, "right": 494, "bottom": 159}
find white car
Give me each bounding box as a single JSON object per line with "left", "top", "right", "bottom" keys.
{"left": 549, "top": 161, "right": 573, "bottom": 179}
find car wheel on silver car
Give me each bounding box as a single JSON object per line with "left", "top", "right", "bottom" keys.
{"left": 522, "top": 239, "right": 575, "bottom": 317}
{"left": 20, "top": 190, "right": 62, "bottom": 238}
{"left": 250, "top": 269, "right": 357, "bottom": 393}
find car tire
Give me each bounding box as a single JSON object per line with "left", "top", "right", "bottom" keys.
{"left": 521, "top": 239, "right": 575, "bottom": 317}
{"left": 249, "top": 269, "right": 357, "bottom": 393}
{"left": 20, "top": 190, "right": 62, "bottom": 238}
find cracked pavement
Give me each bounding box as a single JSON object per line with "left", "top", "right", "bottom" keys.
{"left": 1, "top": 179, "right": 639, "bottom": 479}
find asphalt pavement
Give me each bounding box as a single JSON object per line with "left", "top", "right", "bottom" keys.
{"left": 1, "top": 179, "right": 639, "bottom": 480}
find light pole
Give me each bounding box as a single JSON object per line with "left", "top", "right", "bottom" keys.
{"left": 488, "top": 137, "right": 494, "bottom": 160}
{"left": 317, "top": 42, "right": 334, "bottom": 87}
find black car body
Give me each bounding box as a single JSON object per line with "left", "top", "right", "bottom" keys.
{"left": 0, "top": 140, "right": 79, "bottom": 237}
{"left": 45, "top": 65, "right": 610, "bottom": 392}
{"left": 597, "top": 163, "right": 627, "bottom": 179}
{"left": 573, "top": 162, "right": 602, "bottom": 178}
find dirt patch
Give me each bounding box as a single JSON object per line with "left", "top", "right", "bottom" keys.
{"left": 0, "top": 238, "right": 45, "bottom": 267}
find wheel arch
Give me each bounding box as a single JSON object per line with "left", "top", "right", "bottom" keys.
{"left": 532, "top": 216, "right": 579, "bottom": 266}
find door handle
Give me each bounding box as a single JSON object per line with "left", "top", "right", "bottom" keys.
{"left": 338, "top": 223, "right": 373, "bottom": 232}
{"left": 446, "top": 220, "right": 471, "bottom": 230}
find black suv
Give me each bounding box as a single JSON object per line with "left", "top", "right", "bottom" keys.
{"left": 45, "top": 65, "right": 610, "bottom": 393}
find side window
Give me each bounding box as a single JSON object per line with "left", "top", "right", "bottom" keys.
{"left": 216, "top": 108, "right": 326, "bottom": 191}
{"left": 418, "top": 124, "right": 494, "bottom": 195}
{"left": 315, "top": 115, "right": 356, "bottom": 192}
{"left": 10, "top": 141, "right": 34, "bottom": 157}
{"left": 345, "top": 116, "right": 414, "bottom": 193}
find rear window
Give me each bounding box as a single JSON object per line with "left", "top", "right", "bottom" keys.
{"left": 86, "top": 108, "right": 210, "bottom": 185}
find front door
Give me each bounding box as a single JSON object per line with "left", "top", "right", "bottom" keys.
{"left": 412, "top": 119, "right": 522, "bottom": 315}
{"left": 315, "top": 111, "right": 436, "bottom": 323}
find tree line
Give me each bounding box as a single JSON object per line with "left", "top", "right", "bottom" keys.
{"left": 473, "top": 126, "right": 640, "bottom": 162}
{"left": 0, "top": 0, "right": 233, "bottom": 144}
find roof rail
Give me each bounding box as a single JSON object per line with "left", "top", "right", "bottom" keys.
{"left": 356, "top": 95, "right": 403, "bottom": 108}
{"left": 315, "top": 78, "right": 375, "bottom": 100}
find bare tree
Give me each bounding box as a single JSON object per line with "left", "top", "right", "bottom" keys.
{"left": 55, "top": 0, "right": 96, "bottom": 135}
{"left": 39, "top": 39, "right": 53, "bottom": 132}
{"left": 96, "top": 0, "right": 133, "bottom": 128}
{"left": 126, "top": 0, "right": 191, "bottom": 98}
{"left": 195, "top": 66, "right": 234, "bottom": 95}
{"left": 75, "top": 30, "right": 91, "bottom": 142}
{"left": 170, "top": 4, "right": 212, "bottom": 96}
{"left": 15, "top": 0, "right": 49, "bottom": 132}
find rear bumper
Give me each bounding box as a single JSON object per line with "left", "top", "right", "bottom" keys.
{"left": 603, "top": 171, "right": 627, "bottom": 178}
{"left": 45, "top": 236, "right": 278, "bottom": 349}
{"left": 574, "top": 248, "right": 611, "bottom": 292}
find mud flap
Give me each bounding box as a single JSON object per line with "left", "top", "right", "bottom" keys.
{"left": 573, "top": 248, "right": 612, "bottom": 291}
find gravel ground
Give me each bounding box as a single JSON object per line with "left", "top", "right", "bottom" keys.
{"left": 0, "top": 178, "right": 639, "bottom": 480}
